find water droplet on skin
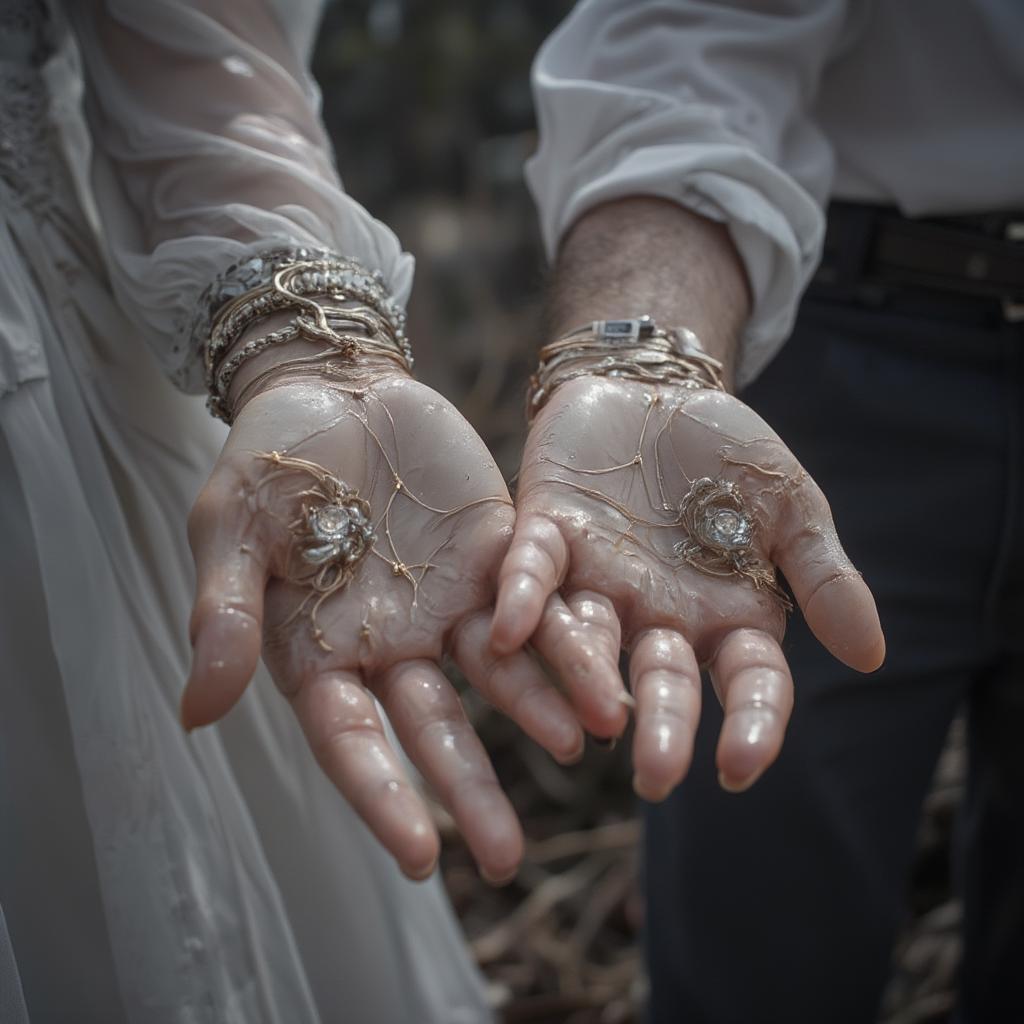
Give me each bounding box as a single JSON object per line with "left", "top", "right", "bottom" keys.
{"left": 222, "top": 55, "right": 255, "bottom": 77}
{"left": 656, "top": 723, "right": 673, "bottom": 754}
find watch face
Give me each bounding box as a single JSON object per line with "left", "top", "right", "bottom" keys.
{"left": 603, "top": 320, "right": 638, "bottom": 337}
{"left": 595, "top": 317, "right": 653, "bottom": 343}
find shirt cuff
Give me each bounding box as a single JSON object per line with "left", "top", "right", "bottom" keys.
{"left": 526, "top": 80, "right": 827, "bottom": 388}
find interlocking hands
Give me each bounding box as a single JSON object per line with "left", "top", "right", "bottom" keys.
{"left": 183, "top": 374, "right": 600, "bottom": 882}
{"left": 183, "top": 245, "right": 883, "bottom": 883}
{"left": 492, "top": 376, "right": 884, "bottom": 801}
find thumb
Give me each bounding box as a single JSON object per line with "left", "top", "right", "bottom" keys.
{"left": 772, "top": 476, "right": 885, "bottom": 673}
{"left": 181, "top": 481, "right": 268, "bottom": 730}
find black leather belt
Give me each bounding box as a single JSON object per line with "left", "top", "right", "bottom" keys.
{"left": 809, "top": 201, "right": 1024, "bottom": 322}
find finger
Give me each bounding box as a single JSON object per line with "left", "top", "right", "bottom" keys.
{"left": 290, "top": 669, "right": 439, "bottom": 880}
{"left": 182, "top": 479, "right": 268, "bottom": 730}
{"left": 491, "top": 512, "right": 569, "bottom": 656}
{"left": 376, "top": 659, "right": 524, "bottom": 883}
{"left": 531, "top": 591, "right": 630, "bottom": 740}
{"left": 710, "top": 628, "right": 794, "bottom": 792}
{"left": 451, "top": 611, "right": 584, "bottom": 765}
{"left": 772, "top": 476, "right": 885, "bottom": 673}
{"left": 628, "top": 628, "right": 702, "bottom": 802}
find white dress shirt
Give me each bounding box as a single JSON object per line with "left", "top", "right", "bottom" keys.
{"left": 527, "top": 0, "right": 1024, "bottom": 385}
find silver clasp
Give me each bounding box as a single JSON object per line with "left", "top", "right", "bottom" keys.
{"left": 593, "top": 316, "right": 657, "bottom": 343}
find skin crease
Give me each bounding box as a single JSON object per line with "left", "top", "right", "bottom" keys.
{"left": 493, "top": 197, "right": 886, "bottom": 800}
{"left": 182, "top": 370, "right": 609, "bottom": 883}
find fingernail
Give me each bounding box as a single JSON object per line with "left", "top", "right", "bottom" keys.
{"left": 616, "top": 691, "right": 637, "bottom": 711}
{"left": 406, "top": 859, "right": 438, "bottom": 882}
{"left": 592, "top": 735, "right": 617, "bottom": 751}
{"left": 718, "top": 769, "right": 762, "bottom": 794}
{"left": 179, "top": 696, "right": 195, "bottom": 735}
{"left": 632, "top": 774, "right": 670, "bottom": 803}
{"left": 481, "top": 866, "right": 518, "bottom": 887}
{"left": 488, "top": 626, "right": 516, "bottom": 658}
{"left": 556, "top": 737, "right": 585, "bottom": 766}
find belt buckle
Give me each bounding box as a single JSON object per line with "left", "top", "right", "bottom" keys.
{"left": 1002, "top": 222, "right": 1024, "bottom": 320}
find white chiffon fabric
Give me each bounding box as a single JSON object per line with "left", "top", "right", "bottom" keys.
{"left": 0, "top": 1, "right": 491, "bottom": 1021}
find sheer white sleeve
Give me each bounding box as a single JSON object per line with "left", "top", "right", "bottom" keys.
{"left": 61, "top": 0, "right": 413, "bottom": 393}
{"left": 527, "top": 0, "right": 853, "bottom": 387}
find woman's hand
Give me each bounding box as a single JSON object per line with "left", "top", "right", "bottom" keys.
{"left": 492, "top": 377, "right": 885, "bottom": 800}
{"left": 182, "top": 374, "right": 586, "bottom": 881}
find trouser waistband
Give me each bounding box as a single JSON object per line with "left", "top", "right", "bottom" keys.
{"left": 808, "top": 201, "right": 1024, "bottom": 325}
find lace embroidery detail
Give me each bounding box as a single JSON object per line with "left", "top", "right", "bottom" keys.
{"left": 0, "top": 1, "right": 58, "bottom": 210}
{"left": 0, "top": 66, "right": 57, "bottom": 210}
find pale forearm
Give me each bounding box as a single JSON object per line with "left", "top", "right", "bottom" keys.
{"left": 546, "top": 197, "right": 751, "bottom": 389}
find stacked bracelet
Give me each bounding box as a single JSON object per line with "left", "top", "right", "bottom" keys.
{"left": 191, "top": 247, "right": 408, "bottom": 363}
{"left": 526, "top": 315, "right": 724, "bottom": 421}
{"left": 198, "top": 249, "right": 412, "bottom": 423}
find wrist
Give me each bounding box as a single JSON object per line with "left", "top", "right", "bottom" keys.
{"left": 199, "top": 250, "right": 413, "bottom": 422}
{"left": 547, "top": 197, "right": 751, "bottom": 390}
{"left": 527, "top": 315, "right": 725, "bottom": 421}
{"left": 224, "top": 312, "right": 411, "bottom": 418}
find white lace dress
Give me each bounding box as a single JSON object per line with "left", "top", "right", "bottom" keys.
{"left": 0, "top": 2, "right": 491, "bottom": 1021}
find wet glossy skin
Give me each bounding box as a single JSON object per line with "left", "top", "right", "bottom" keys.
{"left": 182, "top": 375, "right": 591, "bottom": 882}
{"left": 182, "top": 364, "right": 885, "bottom": 877}
{"left": 493, "top": 376, "right": 885, "bottom": 800}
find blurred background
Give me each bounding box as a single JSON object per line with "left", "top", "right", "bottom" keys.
{"left": 311, "top": 4, "right": 963, "bottom": 1022}
{"left": 314, "top": 0, "right": 571, "bottom": 480}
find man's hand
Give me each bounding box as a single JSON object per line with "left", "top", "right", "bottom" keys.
{"left": 492, "top": 375, "right": 884, "bottom": 799}
{"left": 491, "top": 197, "right": 884, "bottom": 800}
{"left": 182, "top": 375, "right": 586, "bottom": 881}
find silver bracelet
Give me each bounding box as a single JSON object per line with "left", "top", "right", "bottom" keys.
{"left": 193, "top": 247, "right": 410, "bottom": 371}
{"left": 527, "top": 315, "right": 725, "bottom": 419}
{"left": 200, "top": 251, "right": 413, "bottom": 423}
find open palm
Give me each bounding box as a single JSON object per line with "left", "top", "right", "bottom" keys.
{"left": 182, "top": 375, "right": 586, "bottom": 880}
{"left": 493, "top": 377, "right": 885, "bottom": 799}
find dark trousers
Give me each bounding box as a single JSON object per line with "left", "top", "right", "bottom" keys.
{"left": 644, "top": 294, "right": 1024, "bottom": 1023}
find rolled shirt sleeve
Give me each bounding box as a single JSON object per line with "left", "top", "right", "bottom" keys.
{"left": 527, "top": 0, "right": 851, "bottom": 386}
{"left": 62, "top": 0, "right": 413, "bottom": 393}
